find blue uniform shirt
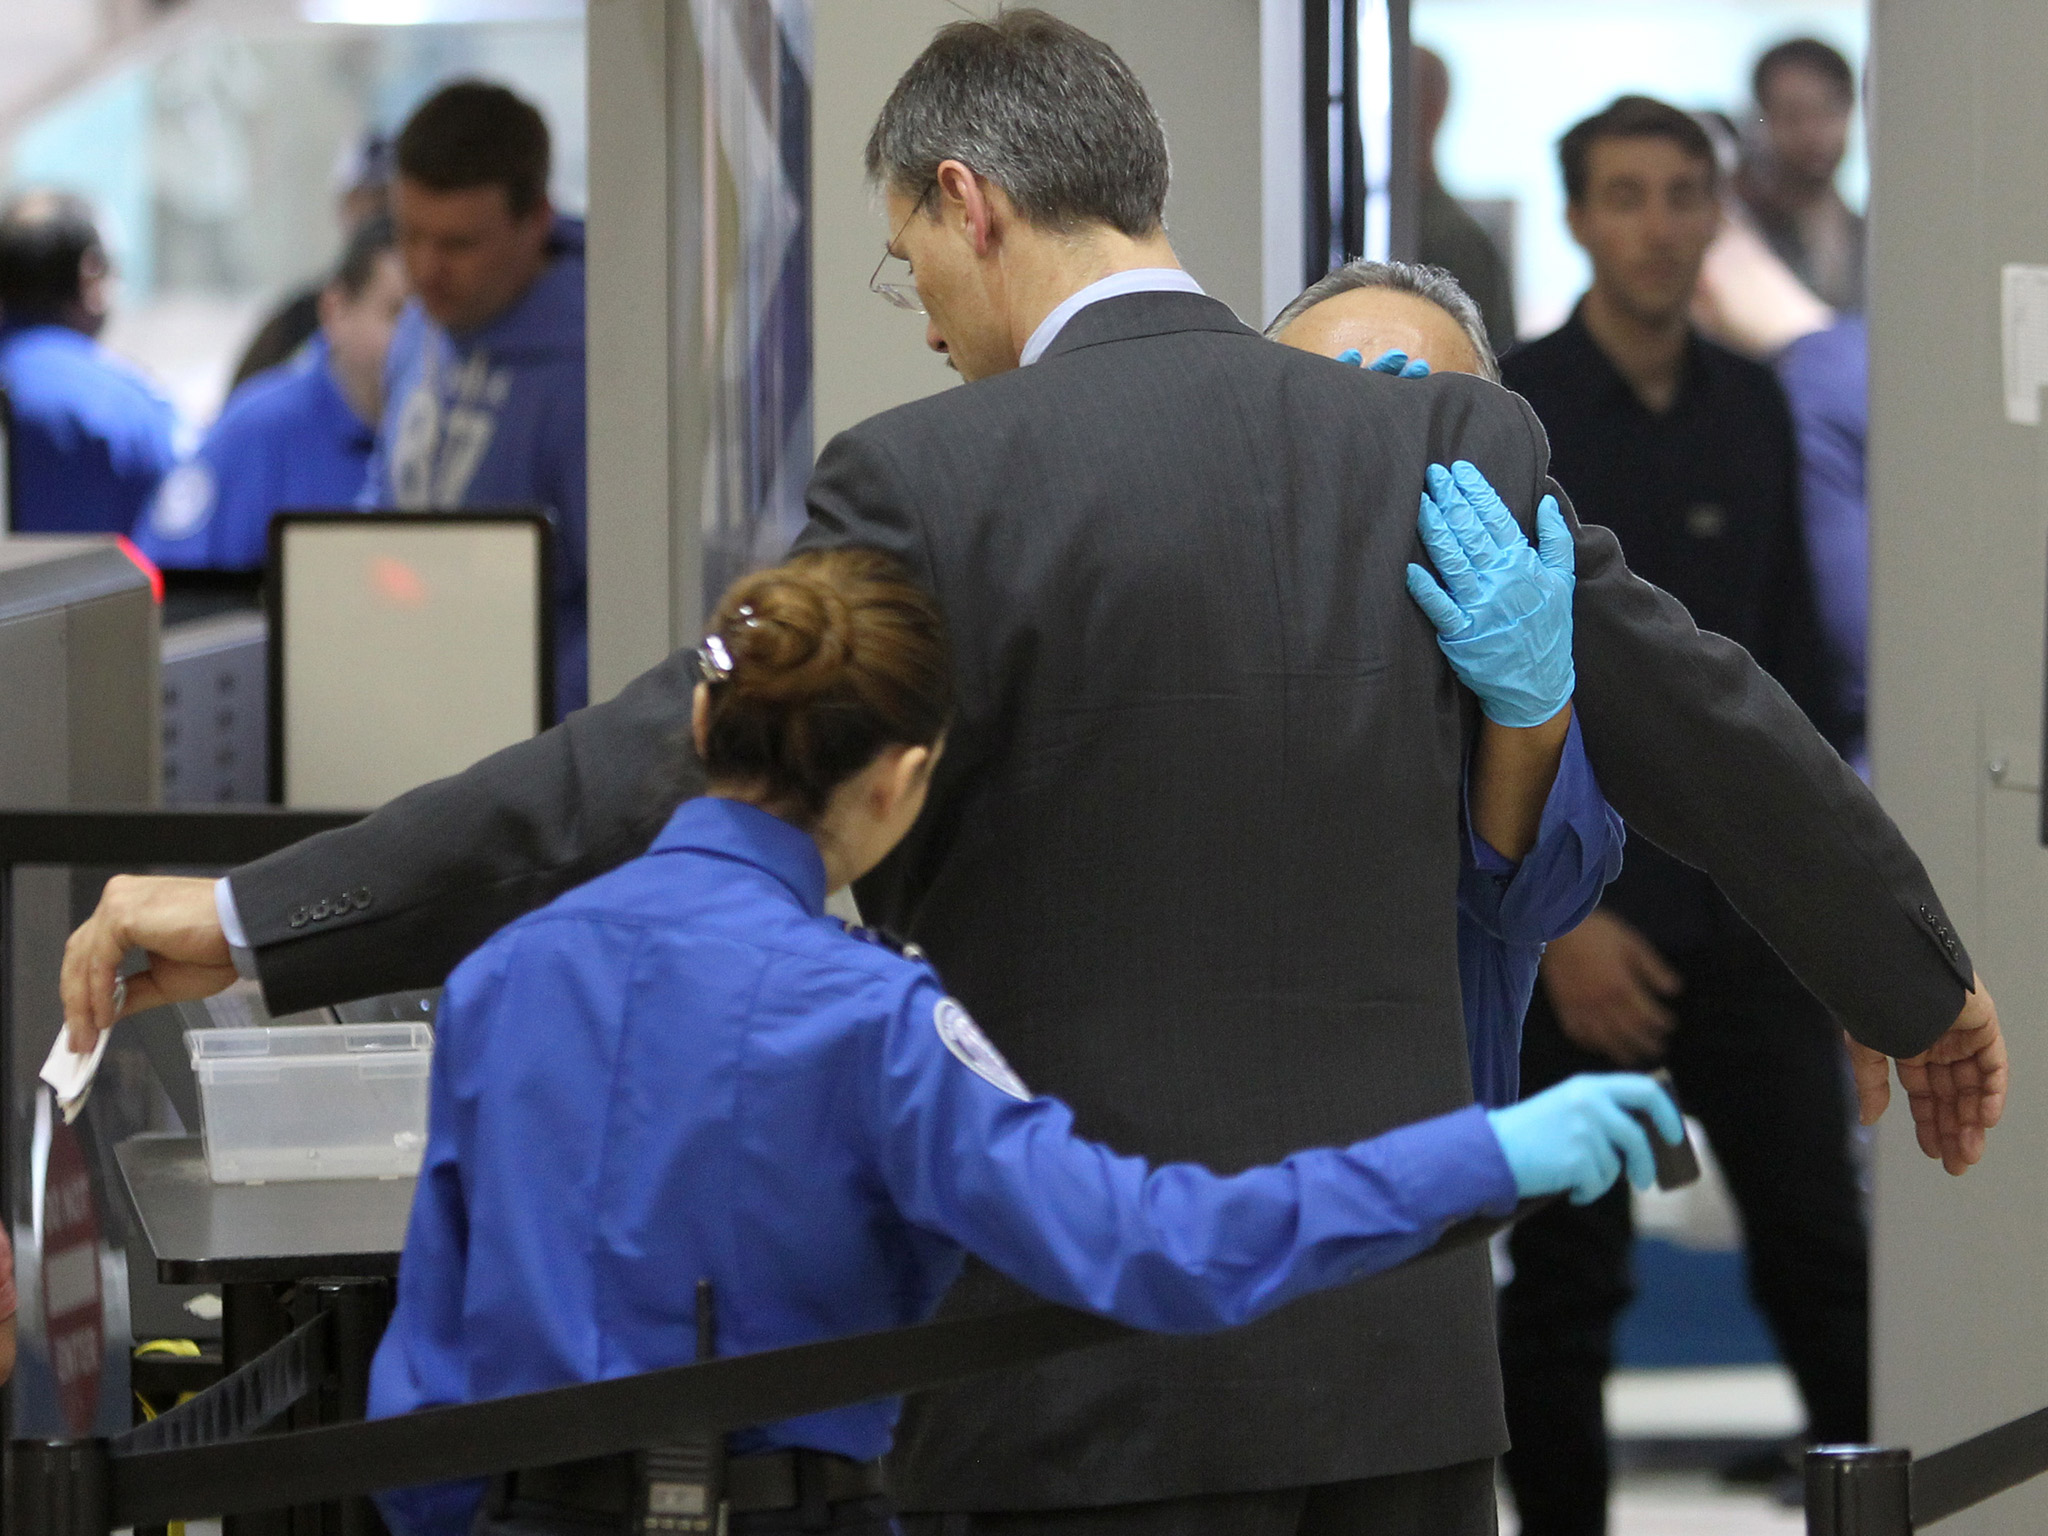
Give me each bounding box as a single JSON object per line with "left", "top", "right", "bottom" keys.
{"left": 132, "top": 336, "right": 375, "bottom": 571}
{"left": 368, "top": 797, "right": 1526, "bottom": 1536}
{"left": 363, "top": 217, "right": 587, "bottom": 715}
{"left": 1457, "top": 714, "right": 1624, "bottom": 1107}
{"left": 0, "top": 321, "right": 178, "bottom": 534}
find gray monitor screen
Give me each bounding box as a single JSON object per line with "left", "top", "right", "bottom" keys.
{"left": 274, "top": 514, "right": 547, "bottom": 809}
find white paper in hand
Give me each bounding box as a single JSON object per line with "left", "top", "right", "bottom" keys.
{"left": 40, "top": 977, "right": 122, "bottom": 1123}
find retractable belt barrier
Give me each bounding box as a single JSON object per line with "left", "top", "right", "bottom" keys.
{"left": 116, "top": 1309, "right": 331, "bottom": 1455}
{"left": 1807, "top": 1404, "right": 2048, "bottom": 1534}
{"left": 9, "top": 1201, "right": 1536, "bottom": 1534}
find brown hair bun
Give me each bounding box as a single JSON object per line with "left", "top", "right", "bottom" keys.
{"left": 698, "top": 548, "right": 951, "bottom": 826}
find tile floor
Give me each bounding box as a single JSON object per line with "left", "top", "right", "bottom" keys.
{"left": 1603, "top": 1471, "right": 1805, "bottom": 1535}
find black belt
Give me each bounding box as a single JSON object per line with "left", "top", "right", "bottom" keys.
{"left": 504, "top": 1448, "right": 885, "bottom": 1517}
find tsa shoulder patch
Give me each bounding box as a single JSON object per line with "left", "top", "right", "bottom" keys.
{"left": 933, "top": 997, "right": 1031, "bottom": 1101}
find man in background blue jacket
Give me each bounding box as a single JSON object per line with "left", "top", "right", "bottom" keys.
{"left": 365, "top": 81, "right": 588, "bottom": 715}
{"left": 0, "top": 191, "right": 177, "bottom": 535}
{"left": 135, "top": 217, "right": 407, "bottom": 573}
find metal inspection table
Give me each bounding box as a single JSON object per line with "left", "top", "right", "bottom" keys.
{"left": 116, "top": 1134, "right": 414, "bottom": 1284}
{"left": 115, "top": 1134, "right": 412, "bottom": 1536}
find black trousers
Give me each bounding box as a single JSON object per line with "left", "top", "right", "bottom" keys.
{"left": 897, "top": 1459, "right": 1497, "bottom": 1536}
{"left": 1498, "top": 932, "right": 1868, "bottom": 1536}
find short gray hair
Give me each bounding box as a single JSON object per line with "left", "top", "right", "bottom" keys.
{"left": 864, "top": 10, "right": 1170, "bottom": 238}
{"left": 1265, "top": 260, "right": 1500, "bottom": 383}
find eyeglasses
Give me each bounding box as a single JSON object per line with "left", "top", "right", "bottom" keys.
{"left": 869, "top": 192, "right": 931, "bottom": 313}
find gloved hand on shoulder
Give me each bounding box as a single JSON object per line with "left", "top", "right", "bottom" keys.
{"left": 1487, "top": 1073, "right": 1684, "bottom": 1205}
{"left": 1336, "top": 346, "right": 1433, "bottom": 378}
{"left": 1405, "top": 460, "right": 1577, "bottom": 729}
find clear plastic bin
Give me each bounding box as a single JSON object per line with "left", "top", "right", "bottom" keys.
{"left": 186, "top": 1023, "right": 434, "bottom": 1184}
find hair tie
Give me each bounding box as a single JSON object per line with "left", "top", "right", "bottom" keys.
{"left": 695, "top": 633, "right": 734, "bottom": 684}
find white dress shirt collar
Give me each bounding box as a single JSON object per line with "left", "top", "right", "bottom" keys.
{"left": 1019, "top": 268, "right": 1207, "bottom": 367}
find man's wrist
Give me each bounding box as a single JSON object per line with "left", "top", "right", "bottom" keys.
{"left": 214, "top": 878, "right": 259, "bottom": 981}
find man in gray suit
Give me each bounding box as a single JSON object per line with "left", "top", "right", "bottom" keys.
{"left": 64, "top": 12, "right": 2002, "bottom": 1535}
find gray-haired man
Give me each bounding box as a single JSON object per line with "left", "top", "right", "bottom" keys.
{"left": 64, "top": 14, "right": 2000, "bottom": 1536}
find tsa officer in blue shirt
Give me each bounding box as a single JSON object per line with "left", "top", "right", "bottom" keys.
{"left": 0, "top": 190, "right": 178, "bottom": 535}
{"left": 368, "top": 546, "right": 1673, "bottom": 1536}
{"left": 134, "top": 217, "right": 408, "bottom": 572}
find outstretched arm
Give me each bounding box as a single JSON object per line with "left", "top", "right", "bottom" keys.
{"left": 873, "top": 982, "right": 1679, "bottom": 1332}
{"left": 1471, "top": 395, "right": 2001, "bottom": 1171}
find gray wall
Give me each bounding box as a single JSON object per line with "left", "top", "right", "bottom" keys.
{"left": 586, "top": 0, "right": 706, "bottom": 702}
{"left": 1869, "top": 3, "right": 2048, "bottom": 1526}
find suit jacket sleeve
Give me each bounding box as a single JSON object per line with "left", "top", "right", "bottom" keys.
{"left": 1499, "top": 393, "right": 1971, "bottom": 1057}
{"left": 229, "top": 652, "right": 704, "bottom": 1014}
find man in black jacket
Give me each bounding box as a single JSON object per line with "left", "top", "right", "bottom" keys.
{"left": 63, "top": 15, "right": 2002, "bottom": 1536}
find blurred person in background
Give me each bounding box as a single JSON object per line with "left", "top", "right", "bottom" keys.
{"left": 369, "top": 79, "right": 588, "bottom": 716}
{"left": 1, "top": 1227, "right": 13, "bottom": 1385}
{"left": 1775, "top": 314, "right": 1868, "bottom": 776}
{"left": 135, "top": 216, "right": 407, "bottom": 574}
{"left": 1496, "top": 96, "right": 1865, "bottom": 1535}
{"left": 1737, "top": 38, "right": 1864, "bottom": 313}
{"left": 0, "top": 190, "right": 178, "bottom": 535}
{"left": 1693, "top": 221, "right": 1869, "bottom": 778}
{"left": 229, "top": 131, "right": 394, "bottom": 391}
{"left": 1412, "top": 46, "right": 1516, "bottom": 350}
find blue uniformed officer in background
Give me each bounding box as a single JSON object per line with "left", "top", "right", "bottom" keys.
{"left": 133, "top": 216, "right": 408, "bottom": 574}
{"left": 368, "top": 80, "right": 588, "bottom": 716}
{"left": 0, "top": 190, "right": 178, "bottom": 535}
{"left": 367, "top": 543, "right": 1677, "bottom": 1536}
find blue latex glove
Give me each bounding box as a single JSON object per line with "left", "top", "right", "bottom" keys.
{"left": 1336, "top": 346, "right": 1432, "bottom": 379}
{"left": 1487, "top": 1074, "right": 1684, "bottom": 1205}
{"left": 1404, "top": 460, "right": 1576, "bottom": 728}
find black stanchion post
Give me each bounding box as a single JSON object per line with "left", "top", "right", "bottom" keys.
{"left": 9, "top": 1439, "right": 113, "bottom": 1536}
{"left": 1807, "top": 1446, "right": 1912, "bottom": 1536}
{"left": 306, "top": 1277, "right": 395, "bottom": 1536}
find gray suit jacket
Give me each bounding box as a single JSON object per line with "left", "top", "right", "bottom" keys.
{"left": 232, "top": 292, "right": 1969, "bottom": 1503}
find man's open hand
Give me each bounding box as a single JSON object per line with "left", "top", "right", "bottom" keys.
{"left": 1845, "top": 974, "right": 2008, "bottom": 1176}
{"left": 60, "top": 875, "right": 236, "bottom": 1052}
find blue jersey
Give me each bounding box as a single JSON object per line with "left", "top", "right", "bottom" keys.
{"left": 363, "top": 218, "right": 587, "bottom": 715}
{"left": 1457, "top": 714, "right": 1624, "bottom": 1106}
{"left": 368, "top": 796, "right": 1521, "bottom": 1536}
{"left": 132, "top": 336, "right": 375, "bottom": 572}
{"left": 0, "top": 322, "right": 177, "bottom": 534}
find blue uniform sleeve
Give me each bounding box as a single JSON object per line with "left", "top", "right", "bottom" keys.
{"left": 868, "top": 979, "right": 1518, "bottom": 1335}
{"left": 131, "top": 415, "right": 273, "bottom": 573}
{"left": 1455, "top": 713, "right": 1624, "bottom": 1107}
{"left": 367, "top": 957, "right": 490, "bottom": 1536}
{"left": 1458, "top": 712, "right": 1623, "bottom": 946}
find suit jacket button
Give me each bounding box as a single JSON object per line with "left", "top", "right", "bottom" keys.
{"left": 311, "top": 900, "right": 331, "bottom": 921}
{"left": 351, "top": 887, "right": 373, "bottom": 911}
{"left": 289, "top": 908, "right": 309, "bottom": 929}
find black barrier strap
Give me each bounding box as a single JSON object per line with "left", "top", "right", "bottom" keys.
{"left": 1910, "top": 1403, "right": 2048, "bottom": 1527}
{"left": 106, "top": 1201, "right": 1538, "bottom": 1528}
{"left": 117, "top": 1310, "right": 331, "bottom": 1455}
{"left": 112, "top": 1303, "right": 1130, "bottom": 1526}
